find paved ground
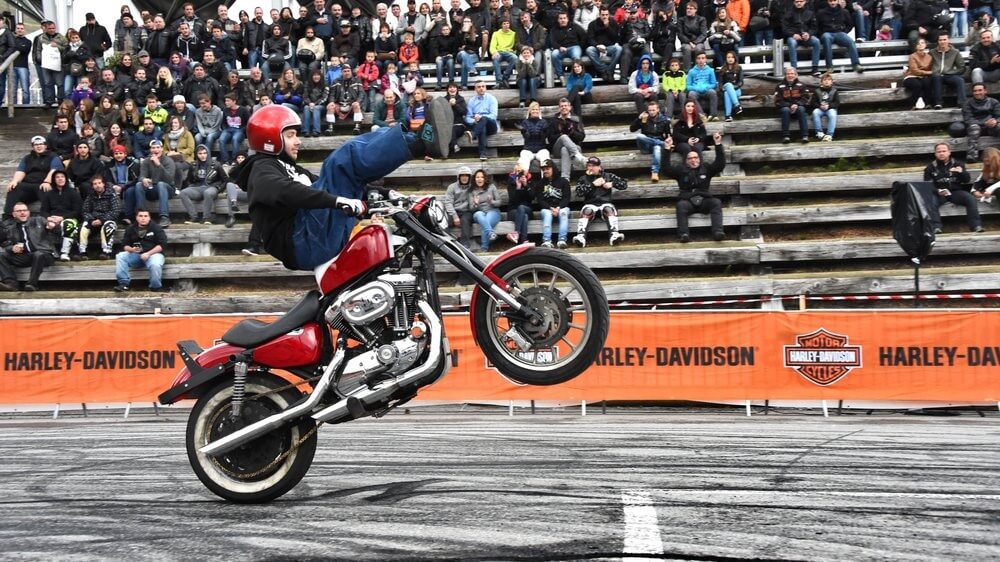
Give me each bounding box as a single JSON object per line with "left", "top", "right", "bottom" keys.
{"left": 0, "top": 409, "right": 998, "bottom": 561}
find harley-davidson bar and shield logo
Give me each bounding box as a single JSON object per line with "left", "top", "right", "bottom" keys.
{"left": 783, "top": 329, "right": 863, "bottom": 386}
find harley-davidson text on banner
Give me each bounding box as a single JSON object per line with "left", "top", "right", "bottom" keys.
{"left": 1, "top": 311, "right": 999, "bottom": 404}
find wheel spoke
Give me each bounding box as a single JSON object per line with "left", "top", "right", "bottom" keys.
{"left": 562, "top": 286, "right": 579, "bottom": 300}
{"left": 560, "top": 336, "right": 577, "bottom": 352}
{"left": 531, "top": 269, "right": 539, "bottom": 288}
{"left": 567, "top": 303, "right": 586, "bottom": 312}
{"left": 548, "top": 272, "right": 558, "bottom": 291}
{"left": 568, "top": 322, "right": 587, "bottom": 332}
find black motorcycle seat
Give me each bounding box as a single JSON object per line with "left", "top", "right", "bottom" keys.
{"left": 222, "top": 290, "right": 323, "bottom": 348}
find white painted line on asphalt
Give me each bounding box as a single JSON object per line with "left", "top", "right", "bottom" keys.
{"left": 622, "top": 489, "right": 664, "bottom": 559}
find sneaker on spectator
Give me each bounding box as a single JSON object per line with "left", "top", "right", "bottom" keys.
{"left": 506, "top": 232, "right": 519, "bottom": 243}
{"left": 226, "top": 215, "right": 237, "bottom": 228}
{"left": 811, "top": 68, "right": 821, "bottom": 77}
{"left": 822, "top": 134, "right": 833, "bottom": 142}
{"left": 725, "top": 116, "right": 733, "bottom": 122}
{"left": 541, "top": 240, "right": 553, "bottom": 248}
{"left": 816, "top": 132, "right": 826, "bottom": 140}
{"left": 782, "top": 137, "right": 791, "bottom": 144}
{"left": 974, "top": 226, "right": 986, "bottom": 233}
{"left": 933, "top": 104, "right": 943, "bottom": 110}
{"left": 242, "top": 245, "right": 261, "bottom": 256}
{"left": 72, "top": 253, "right": 88, "bottom": 261}
{"left": 159, "top": 216, "right": 171, "bottom": 228}
{"left": 713, "top": 230, "right": 725, "bottom": 241}
{"left": 801, "top": 137, "right": 809, "bottom": 144}
{"left": 609, "top": 231, "right": 624, "bottom": 245}
{"left": 573, "top": 153, "right": 587, "bottom": 167}
{"left": 915, "top": 97, "right": 926, "bottom": 109}
{"left": 0, "top": 279, "right": 17, "bottom": 291}
{"left": 488, "top": 231, "right": 498, "bottom": 242}
{"left": 853, "top": 65, "right": 864, "bottom": 73}
{"left": 557, "top": 240, "right": 568, "bottom": 249}
{"left": 573, "top": 233, "right": 587, "bottom": 247}
{"left": 679, "top": 233, "right": 691, "bottom": 243}
{"left": 59, "top": 253, "right": 70, "bottom": 262}
{"left": 113, "top": 283, "right": 129, "bottom": 292}
{"left": 23, "top": 283, "right": 36, "bottom": 292}
{"left": 734, "top": 105, "right": 743, "bottom": 115}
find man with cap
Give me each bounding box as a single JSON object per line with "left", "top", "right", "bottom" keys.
{"left": 4, "top": 136, "right": 64, "bottom": 221}
{"left": 332, "top": 19, "right": 361, "bottom": 66}
{"left": 168, "top": 94, "right": 198, "bottom": 130}
{"left": 444, "top": 165, "right": 475, "bottom": 248}
{"left": 114, "top": 12, "right": 145, "bottom": 56}
{"left": 573, "top": 156, "right": 628, "bottom": 247}
{"left": 79, "top": 12, "right": 112, "bottom": 69}
{"left": 134, "top": 50, "right": 160, "bottom": 79}
{"left": 533, "top": 158, "right": 572, "bottom": 248}
{"left": 0, "top": 201, "right": 58, "bottom": 291}
{"left": 664, "top": 131, "right": 727, "bottom": 242}
{"left": 135, "top": 139, "right": 176, "bottom": 227}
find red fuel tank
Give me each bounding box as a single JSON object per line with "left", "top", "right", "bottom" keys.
{"left": 253, "top": 322, "right": 324, "bottom": 368}
{"left": 318, "top": 225, "right": 392, "bottom": 294}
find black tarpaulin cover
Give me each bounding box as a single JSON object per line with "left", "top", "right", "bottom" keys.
{"left": 890, "top": 181, "right": 936, "bottom": 261}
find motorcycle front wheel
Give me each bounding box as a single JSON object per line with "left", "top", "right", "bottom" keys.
{"left": 473, "top": 247, "right": 610, "bottom": 385}
{"left": 185, "top": 371, "right": 318, "bottom": 503}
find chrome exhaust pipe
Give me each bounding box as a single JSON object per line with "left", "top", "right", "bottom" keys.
{"left": 312, "top": 300, "right": 446, "bottom": 424}
{"left": 199, "top": 347, "right": 345, "bottom": 456}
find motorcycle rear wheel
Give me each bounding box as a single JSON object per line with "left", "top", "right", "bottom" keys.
{"left": 473, "top": 247, "right": 610, "bottom": 385}
{"left": 186, "top": 371, "right": 318, "bottom": 503}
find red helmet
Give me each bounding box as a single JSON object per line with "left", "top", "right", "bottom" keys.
{"left": 246, "top": 105, "right": 302, "bottom": 155}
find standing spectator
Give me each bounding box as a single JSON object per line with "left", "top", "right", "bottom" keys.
{"left": 0, "top": 202, "right": 57, "bottom": 291}
{"left": 263, "top": 23, "right": 293, "bottom": 73}
{"left": 628, "top": 54, "right": 660, "bottom": 114}
{"left": 145, "top": 16, "right": 172, "bottom": 66}
{"left": 79, "top": 12, "right": 112, "bottom": 68}
{"left": 661, "top": 58, "right": 688, "bottom": 118}
{"left": 327, "top": 64, "right": 365, "bottom": 135}
{"left": 78, "top": 175, "right": 121, "bottom": 260}
{"left": 181, "top": 145, "right": 227, "bottom": 224}
{"left": 719, "top": 51, "right": 744, "bottom": 122}
{"left": 490, "top": 18, "right": 518, "bottom": 88}
{"left": 515, "top": 46, "right": 541, "bottom": 106}
{"left": 31, "top": 19, "right": 67, "bottom": 107}
{"left": 664, "top": 132, "right": 727, "bottom": 242}
{"left": 194, "top": 95, "right": 224, "bottom": 160}
{"left": 904, "top": 37, "right": 934, "bottom": 110}
{"left": 707, "top": 8, "right": 742, "bottom": 67}
{"left": 63, "top": 29, "right": 90, "bottom": 96}
{"left": 518, "top": 102, "right": 551, "bottom": 170}
{"left": 631, "top": 100, "right": 672, "bottom": 183}
{"left": 811, "top": 72, "right": 840, "bottom": 141}
{"left": 619, "top": 6, "right": 651, "bottom": 84}
{"left": 585, "top": 7, "right": 622, "bottom": 83}
{"left": 573, "top": 157, "right": 628, "bottom": 247}
{"left": 10, "top": 23, "right": 32, "bottom": 105}
{"left": 534, "top": 159, "right": 572, "bottom": 248}
{"left": 549, "top": 12, "right": 586, "bottom": 84}
{"left": 506, "top": 163, "right": 535, "bottom": 244}
{"left": 547, "top": 97, "right": 589, "bottom": 180}
{"left": 465, "top": 80, "right": 499, "bottom": 161}
{"left": 4, "top": 137, "right": 62, "bottom": 220}
{"left": 332, "top": 19, "right": 361, "bottom": 67}
{"left": 135, "top": 140, "right": 176, "bottom": 228}
{"left": 923, "top": 143, "right": 985, "bottom": 232}
{"left": 39, "top": 169, "right": 83, "bottom": 261}
{"left": 775, "top": 66, "right": 811, "bottom": 144}
{"left": 649, "top": 6, "right": 678, "bottom": 68}
{"left": 115, "top": 13, "right": 146, "bottom": 56}
{"left": 469, "top": 169, "right": 501, "bottom": 251}
{"left": 970, "top": 30, "right": 1000, "bottom": 83}
{"left": 673, "top": 100, "right": 710, "bottom": 156}
{"left": 686, "top": 52, "right": 719, "bottom": 121}
{"left": 816, "top": 0, "right": 865, "bottom": 73}
{"left": 905, "top": 0, "right": 951, "bottom": 48}
{"left": 301, "top": 71, "right": 329, "bottom": 138}
{"left": 930, "top": 33, "right": 967, "bottom": 108}
{"left": 678, "top": 2, "right": 710, "bottom": 70}
{"left": 444, "top": 165, "right": 475, "bottom": 248}
{"left": 114, "top": 209, "right": 168, "bottom": 293}
{"left": 963, "top": 82, "right": 1000, "bottom": 162}
{"left": 356, "top": 50, "right": 382, "bottom": 111}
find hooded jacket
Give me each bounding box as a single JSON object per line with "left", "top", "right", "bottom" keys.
{"left": 444, "top": 168, "right": 474, "bottom": 217}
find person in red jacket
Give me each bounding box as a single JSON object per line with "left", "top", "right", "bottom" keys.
{"left": 355, "top": 50, "right": 381, "bottom": 111}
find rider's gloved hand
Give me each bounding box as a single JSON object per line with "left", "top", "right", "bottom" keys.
{"left": 335, "top": 197, "right": 367, "bottom": 217}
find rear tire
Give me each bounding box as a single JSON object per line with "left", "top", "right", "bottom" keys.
{"left": 185, "top": 371, "right": 317, "bottom": 503}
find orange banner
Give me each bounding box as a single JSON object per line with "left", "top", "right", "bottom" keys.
{"left": 1, "top": 311, "right": 999, "bottom": 404}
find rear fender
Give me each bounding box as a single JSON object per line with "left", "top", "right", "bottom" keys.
{"left": 469, "top": 243, "right": 534, "bottom": 340}
{"left": 157, "top": 341, "right": 245, "bottom": 404}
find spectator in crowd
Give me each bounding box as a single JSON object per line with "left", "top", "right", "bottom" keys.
{"left": 93, "top": 95, "right": 120, "bottom": 135}
{"left": 404, "top": 88, "right": 437, "bottom": 161}
{"left": 183, "top": 64, "right": 221, "bottom": 107}
{"left": 275, "top": 67, "right": 304, "bottom": 113}
{"left": 514, "top": 11, "right": 547, "bottom": 66}
{"left": 972, "top": 147, "right": 1000, "bottom": 202}
{"left": 445, "top": 165, "right": 475, "bottom": 248}
{"left": 194, "top": 94, "right": 224, "bottom": 160}
{"left": 963, "top": 82, "right": 1000, "bottom": 161}
{"left": 469, "top": 169, "right": 501, "bottom": 251}
{"left": 708, "top": 8, "right": 742, "bottom": 67}
{"left": 678, "top": 2, "right": 709, "bottom": 70}
{"left": 135, "top": 140, "right": 176, "bottom": 228}
{"left": 816, "top": 0, "right": 864, "bottom": 73}
{"left": 46, "top": 115, "right": 80, "bottom": 161}
{"left": 930, "top": 33, "right": 967, "bottom": 108}
{"left": 114, "top": 209, "right": 168, "bottom": 293}
{"left": 650, "top": 5, "right": 678, "bottom": 66}
{"left": 79, "top": 12, "right": 112, "bottom": 68}
{"left": 218, "top": 94, "right": 249, "bottom": 164}
{"left": 78, "top": 123, "right": 105, "bottom": 160}
{"left": 967, "top": 12, "right": 999, "bottom": 47}
{"left": 661, "top": 58, "right": 688, "bottom": 118}
{"left": 133, "top": 117, "right": 162, "bottom": 158}
{"left": 442, "top": 82, "right": 469, "bottom": 155}
{"left": 490, "top": 17, "right": 518, "bottom": 88}
{"left": 565, "top": 59, "right": 593, "bottom": 116}
{"left": 373, "top": 89, "right": 404, "bottom": 131}
{"left": 32, "top": 19, "right": 67, "bottom": 107}
{"left": 515, "top": 46, "right": 541, "bottom": 106}
{"left": 374, "top": 22, "right": 399, "bottom": 68}
{"left": 140, "top": 93, "right": 167, "bottom": 131}
{"left": 852, "top": 0, "right": 876, "bottom": 41}
{"left": 106, "top": 144, "right": 140, "bottom": 211}
{"left": 199, "top": 49, "right": 228, "bottom": 84}
{"left": 301, "top": 70, "right": 329, "bottom": 138}
{"left": 160, "top": 112, "right": 194, "bottom": 186}
{"left": 77, "top": 175, "right": 121, "bottom": 260}
{"left": 465, "top": 80, "right": 499, "bottom": 161}
{"left": 905, "top": 0, "right": 951, "bottom": 48}
{"left": 534, "top": 158, "right": 572, "bottom": 248}
{"left": 970, "top": 30, "right": 1000, "bottom": 83}
{"left": 430, "top": 23, "right": 459, "bottom": 88}
{"left": 457, "top": 18, "right": 482, "bottom": 89}
{"left": 904, "top": 37, "right": 934, "bottom": 109}
{"left": 39, "top": 169, "right": 82, "bottom": 261}
{"left": 95, "top": 68, "right": 124, "bottom": 104}
{"left": 332, "top": 19, "right": 361, "bottom": 67}
{"left": 877, "top": 0, "right": 902, "bottom": 40}
{"left": 585, "top": 6, "right": 622, "bottom": 83}
{"left": 244, "top": 66, "right": 274, "bottom": 104}
{"left": 686, "top": 52, "right": 719, "bottom": 121}
{"left": 357, "top": 50, "right": 382, "bottom": 111}
{"left": 104, "top": 122, "right": 132, "bottom": 160}
{"left": 10, "top": 23, "right": 32, "bottom": 105}
{"left": 518, "top": 101, "right": 551, "bottom": 171}
{"left": 4, "top": 136, "right": 63, "bottom": 221}
{"left": 619, "top": 5, "right": 651, "bottom": 84}
{"left": 547, "top": 97, "right": 588, "bottom": 179}
{"left": 115, "top": 13, "right": 145, "bottom": 55}
{"left": 574, "top": 156, "right": 627, "bottom": 247}
{"left": 811, "top": 72, "right": 841, "bottom": 142}
{"left": 719, "top": 51, "right": 744, "bottom": 122}
{"left": 74, "top": 98, "right": 97, "bottom": 135}
{"left": 775, "top": 66, "right": 811, "bottom": 144}
{"left": 923, "top": 143, "right": 985, "bottom": 232}
{"left": 264, "top": 23, "right": 293, "bottom": 72}
{"left": 217, "top": 71, "right": 249, "bottom": 109}
{"left": 506, "top": 163, "right": 534, "bottom": 244}
{"left": 66, "top": 140, "right": 106, "bottom": 199}
{"left": 327, "top": 63, "right": 366, "bottom": 135}
{"left": 664, "top": 132, "right": 727, "bottom": 242}
{"left": 628, "top": 54, "right": 660, "bottom": 113}
{"left": 630, "top": 99, "right": 672, "bottom": 182}
{"left": 0, "top": 202, "right": 57, "bottom": 291}
{"left": 180, "top": 145, "right": 228, "bottom": 225}
{"left": 549, "top": 12, "right": 585, "bottom": 84}
{"left": 673, "top": 99, "right": 710, "bottom": 157}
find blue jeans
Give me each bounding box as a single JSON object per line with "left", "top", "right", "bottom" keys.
{"left": 951, "top": 9, "right": 968, "bottom": 38}
{"left": 302, "top": 106, "right": 322, "bottom": 135}
{"left": 116, "top": 251, "right": 165, "bottom": 289}
{"left": 550, "top": 45, "right": 582, "bottom": 79}
{"left": 786, "top": 35, "right": 821, "bottom": 70}
{"left": 635, "top": 134, "right": 665, "bottom": 173}
{"left": 36, "top": 64, "right": 63, "bottom": 104}
{"left": 469, "top": 117, "right": 498, "bottom": 158}
{"left": 195, "top": 131, "right": 221, "bottom": 158}
{"left": 458, "top": 51, "right": 480, "bottom": 88}
{"left": 473, "top": 208, "right": 501, "bottom": 249}
{"left": 248, "top": 48, "right": 262, "bottom": 69}
{"left": 492, "top": 51, "right": 517, "bottom": 82}
{"left": 63, "top": 74, "right": 77, "bottom": 100}
{"left": 508, "top": 204, "right": 532, "bottom": 243}
{"left": 812, "top": 107, "right": 838, "bottom": 136}
{"left": 722, "top": 83, "right": 742, "bottom": 117}
{"left": 585, "top": 44, "right": 622, "bottom": 75}
{"left": 820, "top": 32, "right": 861, "bottom": 66}
{"left": 13, "top": 67, "right": 30, "bottom": 104}
{"left": 932, "top": 74, "right": 967, "bottom": 106}
{"left": 780, "top": 105, "right": 809, "bottom": 137}
{"left": 436, "top": 56, "right": 455, "bottom": 85}
{"left": 135, "top": 181, "right": 172, "bottom": 218}
{"left": 853, "top": 9, "right": 871, "bottom": 41}
{"left": 540, "top": 207, "right": 570, "bottom": 243}
{"left": 754, "top": 29, "right": 774, "bottom": 47}
{"left": 218, "top": 127, "right": 245, "bottom": 163}
{"left": 517, "top": 76, "right": 538, "bottom": 102}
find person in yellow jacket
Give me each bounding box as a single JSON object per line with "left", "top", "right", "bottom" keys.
{"left": 490, "top": 18, "right": 518, "bottom": 88}
{"left": 660, "top": 57, "right": 687, "bottom": 118}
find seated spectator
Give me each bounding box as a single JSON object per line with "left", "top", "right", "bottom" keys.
{"left": 106, "top": 144, "right": 140, "bottom": 214}
{"left": 0, "top": 202, "right": 57, "bottom": 292}
{"left": 114, "top": 209, "right": 168, "bottom": 293}
{"left": 673, "top": 100, "right": 709, "bottom": 156}
{"left": 967, "top": 12, "right": 999, "bottom": 48}
{"left": 404, "top": 88, "right": 435, "bottom": 161}
{"left": 379, "top": 61, "right": 403, "bottom": 102}
{"left": 465, "top": 80, "right": 499, "bottom": 161}
{"left": 4, "top": 136, "right": 63, "bottom": 221}
{"left": 573, "top": 157, "right": 627, "bottom": 247}
{"left": 103, "top": 124, "right": 131, "bottom": 161}
{"left": 533, "top": 159, "right": 572, "bottom": 248}
{"left": 718, "top": 51, "right": 744, "bottom": 122}
{"left": 906, "top": 0, "right": 951, "bottom": 48}
{"left": 566, "top": 60, "right": 594, "bottom": 116}
{"left": 490, "top": 19, "right": 517, "bottom": 88}
{"left": 133, "top": 140, "right": 176, "bottom": 228}
{"left": 585, "top": 6, "right": 622, "bottom": 83}
{"left": 218, "top": 94, "right": 250, "bottom": 165}
{"left": 513, "top": 103, "right": 548, "bottom": 172}
{"left": 39, "top": 169, "right": 83, "bottom": 261}
{"left": 903, "top": 38, "right": 933, "bottom": 110}
{"left": 47, "top": 115, "right": 81, "bottom": 162}
{"left": 549, "top": 12, "right": 585, "bottom": 84}
{"left": 511, "top": 47, "right": 540, "bottom": 108}
{"left": 194, "top": 94, "right": 224, "bottom": 160}
{"left": 923, "top": 143, "right": 985, "bottom": 232}
{"left": 180, "top": 145, "right": 227, "bottom": 224}
{"left": 78, "top": 124, "right": 106, "bottom": 166}
{"left": 628, "top": 54, "right": 660, "bottom": 113}
{"left": 128, "top": 70, "right": 156, "bottom": 108}
{"left": 70, "top": 76, "right": 96, "bottom": 108}
{"left": 775, "top": 66, "right": 811, "bottom": 144}
{"left": 263, "top": 23, "right": 293, "bottom": 72}
{"left": 547, "top": 97, "right": 589, "bottom": 179}
{"left": 77, "top": 175, "right": 121, "bottom": 260}
{"left": 970, "top": 30, "right": 1000, "bottom": 84}
{"left": 444, "top": 165, "right": 475, "bottom": 248}
{"left": 678, "top": 2, "right": 709, "bottom": 70}
{"left": 442, "top": 82, "right": 469, "bottom": 155}
{"left": 120, "top": 98, "right": 143, "bottom": 134}
{"left": 372, "top": 89, "right": 404, "bottom": 131}
{"left": 66, "top": 140, "right": 107, "bottom": 199}
{"left": 93, "top": 96, "right": 121, "bottom": 135}
{"left": 327, "top": 64, "right": 365, "bottom": 135}
{"left": 963, "top": 82, "right": 1000, "bottom": 162}
{"left": 686, "top": 52, "right": 719, "bottom": 120}
{"left": 153, "top": 67, "right": 180, "bottom": 106}
{"left": 972, "top": 147, "right": 1000, "bottom": 202}
{"left": 660, "top": 58, "right": 688, "bottom": 117}
{"left": 456, "top": 19, "right": 482, "bottom": 90}
{"left": 162, "top": 115, "right": 195, "bottom": 189}
{"left": 275, "top": 68, "right": 304, "bottom": 112}
{"left": 132, "top": 117, "right": 163, "bottom": 159}
{"left": 930, "top": 33, "right": 966, "bottom": 109}
{"left": 665, "top": 132, "right": 727, "bottom": 242}
{"left": 811, "top": 72, "right": 840, "bottom": 141}
{"left": 299, "top": 69, "right": 329, "bottom": 138}
{"left": 816, "top": 0, "right": 864, "bottom": 73}
{"left": 708, "top": 8, "right": 742, "bottom": 67}
{"left": 374, "top": 22, "right": 399, "bottom": 70}
{"left": 400, "top": 61, "right": 425, "bottom": 103}
{"left": 619, "top": 5, "right": 651, "bottom": 84}
{"left": 167, "top": 94, "right": 198, "bottom": 131}
{"left": 630, "top": 99, "right": 672, "bottom": 182}
{"left": 506, "top": 163, "right": 535, "bottom": 244}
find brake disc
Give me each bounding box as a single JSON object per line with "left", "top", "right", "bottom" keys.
{"left": 516, "top": 287, "right": 571, "bottom": 347}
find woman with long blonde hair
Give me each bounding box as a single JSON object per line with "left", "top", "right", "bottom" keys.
{"left": 972, "top": 147, "right": 1000, "bottom": 203}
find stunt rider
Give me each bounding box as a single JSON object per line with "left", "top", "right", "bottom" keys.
{"left": 231, "top": 103, "right": 450, "bottom": 271}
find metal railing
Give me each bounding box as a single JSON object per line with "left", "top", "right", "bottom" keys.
{"left": 0, "top": 50, "right": 20, "bottom": 118}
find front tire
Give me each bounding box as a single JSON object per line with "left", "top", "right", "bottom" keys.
{"left": 185, "top": 371, "right": 317, "bottom": 503}
{"left": 473, "top": 247, "right": 610, "bottom": 385}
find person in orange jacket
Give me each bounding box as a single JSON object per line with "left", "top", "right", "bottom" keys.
{"left": 727, "top": 0, "right": 751, "bottom": 36}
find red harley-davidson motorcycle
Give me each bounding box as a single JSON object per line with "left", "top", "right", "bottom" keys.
{"left": 158, "top": 191, "right": 609, "bottom": 503}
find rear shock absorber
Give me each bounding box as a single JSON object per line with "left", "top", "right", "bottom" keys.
{"left": 230, "top": 360, "right": 248, "bottom": 418}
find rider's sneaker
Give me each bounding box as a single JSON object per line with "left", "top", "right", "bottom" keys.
{"left": 573, "top": 233, "right": 587, "bottom": 247}
{"left": 609, "top": 231, "right": 625, "bottom": 246}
